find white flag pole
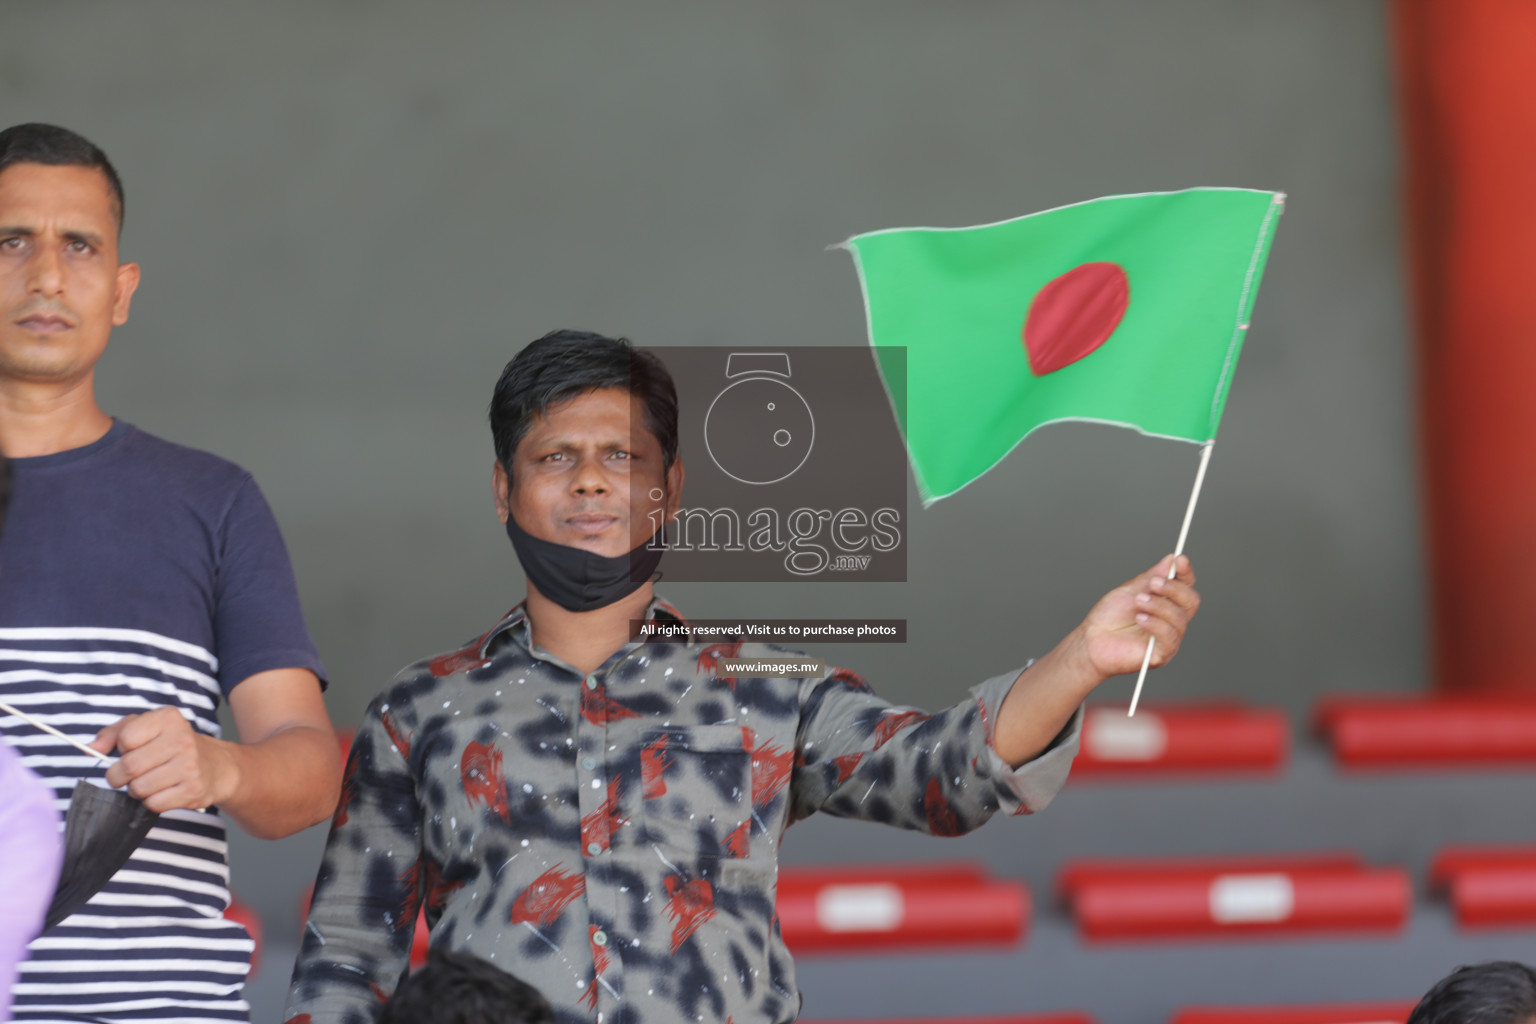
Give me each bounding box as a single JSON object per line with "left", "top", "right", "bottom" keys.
{"left": 1127, "top": 441, "right": 1214, "bottom": 717}
{"left": 0, "top": 700, "right": 116, "bottom": 764}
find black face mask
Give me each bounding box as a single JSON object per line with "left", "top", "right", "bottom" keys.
{"left": 505, "top": 512, "right": 667, "bottom": 613}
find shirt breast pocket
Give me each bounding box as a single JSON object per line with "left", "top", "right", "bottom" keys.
{"left": 631, "top": 723, "right": 752, "bottom": 863}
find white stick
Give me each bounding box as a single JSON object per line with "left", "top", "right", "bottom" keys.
{"left": 1127, "top": 442, "right": 1214, "bottom": 717}
{"left": 0, "top": 700, "right": 116, "bottom": 765}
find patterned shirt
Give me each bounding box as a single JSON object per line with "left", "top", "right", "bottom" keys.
{"left": 285, "top": 599, "right": 1081, "bottom": 1024}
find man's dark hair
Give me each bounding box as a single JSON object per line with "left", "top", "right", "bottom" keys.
{"left": 0, "top": 123, "right": 125, "bottom": 229}
{"left": 1409, "top": 961, "right": 1536, "bottom": 1024}
{"left": 489, "top": 329, "right": 679, "bottom": 473}
{"left": 379, "top": 946, "right": 556, "bottom": 1024}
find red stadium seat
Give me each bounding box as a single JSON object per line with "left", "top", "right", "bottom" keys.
{"left": 1057, "top": 853, "right": 1409, "bottom": 941}
{"left": 1168, "top": 1003, "right": 1418, "bottom": 1024}
{"left": 1071, "top": 702, "right": 1287, "bottom": 779}
{"left": 777, "top": 862, "right": 1028, "bottom": 954}
{"left": 1429, "top": 844, "right": 1536, "bottom": 928}
{"left": 1057, "top": 852, "right": 1363, "bottom": 902}
{"left": 1429, "top": 844, "right": 1536, "bottom": 889}
{"left": 1313, "top": 694, "right": 1536, "bottom": 767}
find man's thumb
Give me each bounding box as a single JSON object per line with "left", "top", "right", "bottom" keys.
{"left": 91, "top": 719, "right": 126, "bottom": 754}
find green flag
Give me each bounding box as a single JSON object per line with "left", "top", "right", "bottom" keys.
{"left": 842, "top": 187, "right": 1284, "bottom": 505}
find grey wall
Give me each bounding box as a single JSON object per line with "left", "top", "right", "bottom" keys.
{"left": 3, "top": 1, "right": 1431, "bottom": 1018}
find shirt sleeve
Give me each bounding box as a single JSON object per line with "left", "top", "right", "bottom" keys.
{"left": 788, "top": 664, "right": 1083, "bottom": 834}
{"left": 213, "top": 475, "right": 327, "bottom": 694}
{"left": 285, "top": 697, "right": 421, "bottom": 1024}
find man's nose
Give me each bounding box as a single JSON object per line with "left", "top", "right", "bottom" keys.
{"left": 570, "top": 454, "right": 610, "bottom": 494}
{"left": 27, "top": 245, "right": 66, "bottom": 298}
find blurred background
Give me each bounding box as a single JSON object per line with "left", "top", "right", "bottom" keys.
{"left": 5, "top": 1, "right": 1534, "bottom": 1021}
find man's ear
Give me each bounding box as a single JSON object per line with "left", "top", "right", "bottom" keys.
{"left": 665, "top": 457, "right": 685, "bottom": 523}
{"left": 111, "top": 261, "right": 141, "bottom": 327}
{"left": 493, "top": 461, "right": 510, "bottom": 525}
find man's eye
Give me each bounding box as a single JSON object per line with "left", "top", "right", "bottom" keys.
{"left": 67, "top": 241, "right": 92, "bottom": 254}
{"left": 0, "top": 237, "right": 22, "bottom": 250}
{"left": 611, "top": 451, "right": 632, "bottom": 460}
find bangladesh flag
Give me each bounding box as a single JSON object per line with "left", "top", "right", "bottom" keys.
{"left": 841, "top": 188, "right": 1284, "bottom": 504}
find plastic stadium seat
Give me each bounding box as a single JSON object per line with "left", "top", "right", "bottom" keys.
{"left": 1057, "top": 853, "right": 1409, "bottom": 941}
{"left": 1058, "top": 853, "right": 1364, "bottom": 901}
{"left": 1169, "top": 1003, "right": 1418, "bottom": 1024}
{"left": 1313, "top": 694, "right": 1536, "bottom": 767}
{"left": 1429, "top": 844, "right": 1536, "bottom": 928}
{"left": 776, "top": 862, "right": 1028, "bottom": 954}
{"left": 1071, "top": 702, "right": 1287, "bottom": 778}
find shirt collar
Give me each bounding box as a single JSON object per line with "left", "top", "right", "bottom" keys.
{"left": 478, "top": 595, "right": 696, "bottom": 660}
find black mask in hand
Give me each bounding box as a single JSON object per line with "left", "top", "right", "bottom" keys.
{"left": 505, "top": 512, "right": 667, "bottom": 613}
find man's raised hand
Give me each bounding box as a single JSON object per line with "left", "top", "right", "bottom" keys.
{"left": 992, "top": 554, "right": 1202, "bottom": 766}
{"left": 1075, "top": 554, "right": 1201, "bottom": 678}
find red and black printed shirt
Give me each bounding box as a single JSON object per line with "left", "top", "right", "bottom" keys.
{"left": 284, "top": 598, "right": 1081, "bottom": 1024}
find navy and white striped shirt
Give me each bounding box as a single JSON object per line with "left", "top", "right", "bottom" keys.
{"left": 0, "top": 421, "right": 325, "bottom": 1023}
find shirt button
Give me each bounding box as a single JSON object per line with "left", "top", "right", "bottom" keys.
{"left": 587, "top": 843, "right": 603, "bottom": 857}
{"left": 592, "top": 929, "right": 609, "bottom": 946}
{"left": 581, "top": 757, "right": 597, "bottom": 771}
{"left": 585, "top": 675, "right": 598, "bottom": 690}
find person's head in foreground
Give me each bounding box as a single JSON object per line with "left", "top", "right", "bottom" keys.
{"left": 1409, "top": 960, "right": 1536, "bottom": 1024}
{"left": 379, "top": 946, "right": 556, "bottom": 1024}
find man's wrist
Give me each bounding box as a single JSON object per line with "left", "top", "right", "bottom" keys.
{"left": 197, "top": 734, "right": 243, "bottom": 808}
{"left": 1056, "top": 624, "right": 1110, "bottom": 701}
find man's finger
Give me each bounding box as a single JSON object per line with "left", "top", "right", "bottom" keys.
{"left": 116, "top": 706, "right": 194, "bottom": 754}
{"left": 1149, "top": 554, "right": 1197, "bottom": 586}
{"left": 1149, "top": 577, "right": 1201, "bottom": 615}
{"left": 108, "top": 740, "right": 181, "bottom": 789}
{"left": 112, "top": 712, "right": 168, "bottom": 752}
{"left": 1133, "top": 593, "right": 1191, "bottom": 632}
{"left": 125, "top": 761, "right": 193, "bottom": 804}
{"left": 141, "top": 782, "right": 204, "bottom": 815}
{"left": 90, "top": 718, "right": 129, "bottom": 755}
{"left": 1135, "top": 612, "right": 1183, "bottom": 667}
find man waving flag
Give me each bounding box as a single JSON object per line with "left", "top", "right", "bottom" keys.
{"left": 842, "top": 187, "right": 1283, "bottom": 711}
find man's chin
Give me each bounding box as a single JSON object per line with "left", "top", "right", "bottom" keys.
{"left": 0, "top": 351, "right": 86, "bottom": 383}
{"left": 555, "top": 533, "right": 632, "bottom": 559}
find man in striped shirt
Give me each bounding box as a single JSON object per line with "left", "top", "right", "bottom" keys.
{"left": 0, "top": 123, "right": 344, "bottom": 1022}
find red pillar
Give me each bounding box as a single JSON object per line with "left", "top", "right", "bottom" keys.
{"left": 1396, "top": 0, "right": 1536, "bottom": 694}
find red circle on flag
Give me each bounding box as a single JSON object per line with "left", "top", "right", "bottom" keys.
{"left": 1022, "top": 261, "right": 1130, "bottom": 376}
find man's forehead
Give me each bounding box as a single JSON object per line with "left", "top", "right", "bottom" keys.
{"left": 522, "top": 386, "right": 660, "bottom": 445}
{"left": 0, "top": 163, "right": 120, "bottom": 232}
